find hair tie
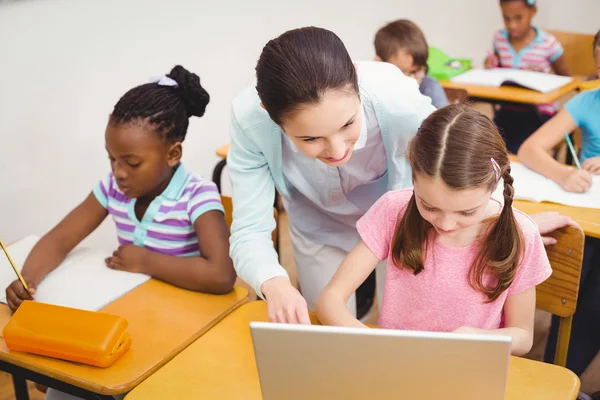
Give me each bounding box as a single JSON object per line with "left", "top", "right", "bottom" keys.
{"left": 491, "top": 158, "right": 501, "bottom": 183}
{"left": 526, "top": 0, "right": 536, "bottom": 6}
{"left": 148, "top": 75, "right": 178, "bottom": 88}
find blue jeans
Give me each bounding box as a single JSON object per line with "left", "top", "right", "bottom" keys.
{"left": 545, "top": 237, "right": 600, "bottom": 376}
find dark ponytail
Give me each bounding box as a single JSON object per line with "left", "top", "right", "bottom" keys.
{"left": 110, "top": 65, "right": 210, "bottom": 143}
{"left": 255, "top": 26, "right": 358, "bottom": 126}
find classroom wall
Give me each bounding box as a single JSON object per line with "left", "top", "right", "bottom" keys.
{"left": 0, "top": 0, "right": 598, "bottom": 251}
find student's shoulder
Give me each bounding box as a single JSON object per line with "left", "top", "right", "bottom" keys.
{"left": 356, "top": 61, "right": 429, "bottom": 112}
{"left": 493, "top": 29, "right": 509, "bottom": 42}
{"left": 380, "top": 188, "right": 414, "bottom": 212}
{"left": 185, "top": 173, "right": 219, "bottom": 196}
{"left": 97, "top": 172, "right": 118, "bottom": 194}
{"left": 512, "top": 208, "right": 542, "bottom": 242}
{"left": 358, "top": 61, "right": 417, "bottom": 92}
{"left": 566, "top": 88, "right": 600, "bottom": 114}
{"left": 536, "top": 27, "right": 559, "bottom": 43}
{"left": 575, "top": 88, "right": 600, "bottom": 104}
{"left": 231, "top": 83, "right": 275, "bottom": 131}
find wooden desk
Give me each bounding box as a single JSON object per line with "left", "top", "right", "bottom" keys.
{"left": 579, "top": 79, "right": 600, "bottom": 91}
{"left": 441, "top": 78, "right": 581, "bottom": 105}
{"left": 216, "top": 144, "right": 229, "bottom": 159}
{"left": 125, "top": 301, "right": 580, "bottom": 400}
{"left": 514, "top": 200, "right": 600, "bottom": 239}
{"left": 0, "top": 280, "right": 248, "bottom": 398}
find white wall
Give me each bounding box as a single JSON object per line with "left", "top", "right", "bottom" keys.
{"left": 0, "top": 0, "right": 598, "bottom": 251}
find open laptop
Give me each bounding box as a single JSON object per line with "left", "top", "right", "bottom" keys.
{"left": 250, "top": 322, "right": 511, "bottom": 400}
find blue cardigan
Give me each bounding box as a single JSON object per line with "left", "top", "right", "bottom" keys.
{"left": 227, "top": 61, "right": 435, "bottom": 296}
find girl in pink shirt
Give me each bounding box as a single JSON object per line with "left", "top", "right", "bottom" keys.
{"left": 316, "top": 104, "right": 552, "bottom": 356}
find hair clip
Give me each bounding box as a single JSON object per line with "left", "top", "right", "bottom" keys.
{"left": 491, "top": 158, "right": 501, "bottom": 183}
{"left": 148, "top": 75, "right": 178, "bottom": 88}
{"left": 526, "top": 0, "right": 536, "bottom": 6}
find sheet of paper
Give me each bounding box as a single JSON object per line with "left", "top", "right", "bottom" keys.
{"left": 511, "top": 162, "right": 600, "bottom": 209}
{"left": 451, "top": 69, "right": 573, "bottom": 93}
{"left": 0, "top": 236, "right": 150, "bottom": 311}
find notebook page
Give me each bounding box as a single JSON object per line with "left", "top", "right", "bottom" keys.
{"left": 549, "top": 175, "right": 600, "bottom": 208}
{"left": 0, "top": 236, "right": 150, "bottom": 311}
{"left": 500, "top": 69, "right": 573, "bottom": 93}
{"left": 510, "top": 163, "right": 550, "bottom": 203}
{"left": 451, "top": 69, "right": 572, "bottom": 93}
{"left": 450, "top": 69, "right": 506, "bottom": 87}
{"left": 511, "top": 163, "right": 600, "bottom": 209}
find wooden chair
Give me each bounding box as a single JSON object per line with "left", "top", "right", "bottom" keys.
{"left": 535, "top": 225, "right": 585, "bottom": 367}
{"left": 220, "top": 195, "right": 279, "bottom": 251}
{"left": 443, "top": 87, "right": 469, "bottom": 104}
{"left": 547, "top": 29, "right": 596, "bottom": 78}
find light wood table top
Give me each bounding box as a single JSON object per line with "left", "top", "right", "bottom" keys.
{"left": 579, "top": 79, "right": 600, "bottom": 91}
{"left": 514, "top": 200, "right": 600, "bottom": 239}
{"left": 441, "top": 78, "right": 581, "bottom": 105}
{"left": 125, "top": 301, "right": 580, "bottom": 400}
{"left": 216, "top": 144, "right": 229, "bottom": 159}
{"left": 0, "top": 280, "right": 248, "bottom": 395}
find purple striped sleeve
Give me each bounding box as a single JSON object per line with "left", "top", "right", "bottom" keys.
{"left": 146, "top": 230, "right": 197, "bottom": 241}
{"left": 108, "top": 206, "right": 129, "bottom": 219}
{"left": 189, "top": 198, "right": 222, "bottom": 216}
{"left": 144, "top": 243, "right": 200, "bottom": 257}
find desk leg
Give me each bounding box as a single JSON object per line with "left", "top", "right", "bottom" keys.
{"left": 11, "top": 373, "right": 29, "bottom": 400}
{"left": 0, "top": 360, "right": 115, "bottom": 400}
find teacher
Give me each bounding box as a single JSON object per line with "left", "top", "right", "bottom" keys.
{"left": 227, "top": 26, "right": 573, "bottom": 324}
{"left": 228, "top": 26, "right": 433, "bottom": 323}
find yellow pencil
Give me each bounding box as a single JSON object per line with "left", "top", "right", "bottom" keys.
{"left": 0, "top": 239, "right": 32, "bottom": 297}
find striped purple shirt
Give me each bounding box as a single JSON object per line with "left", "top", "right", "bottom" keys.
{"left": 93, "top": 164, "right": 223, "bottom": 257}
{"left": 493, "top": 27, "right": 564, "bottom": 115}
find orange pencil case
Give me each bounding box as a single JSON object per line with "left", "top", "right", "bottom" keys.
{"left": 3, "top": 300, "right": 131, "bottom": 367}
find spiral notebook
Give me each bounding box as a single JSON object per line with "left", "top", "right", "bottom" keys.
{"left": 0, "top": 235, "right": 150, "bottom": 311}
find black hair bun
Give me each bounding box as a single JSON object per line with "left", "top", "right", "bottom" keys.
{"left": 167, "top": 65, "right": 210, "bottom": 118}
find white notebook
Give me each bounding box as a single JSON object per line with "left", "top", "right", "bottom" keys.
{"left": 0, "top": 236, "right": 151, "bottom": 311}
{"left": 511, "top": 163, "right": 600, "bottom": 209}
{"left": 450, "top": 69, "right": 573, "bottom": 93}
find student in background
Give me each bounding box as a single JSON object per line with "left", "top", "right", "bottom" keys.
{"left": 374, "top": 19, "right": 450, "bottom": 109}
{"left": 484, "top": 0, "right": 571, "bottom": 154}
{"left": 317, "top": 104, "right": 551, "bottom": 357}
{"left": 518, "top": 30, "right": 600, "bottom": 192}
{"left": 5, "top": 66, "right": 236, "bottom": 314}
{"left": 520, "top": 31, "right": 600, "bottom": 392}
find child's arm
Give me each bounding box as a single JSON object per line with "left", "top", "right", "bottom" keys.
{"left": 454, "top": 287, "right": 536, "bottom": 356}
{"left": 484, "top": 49, "right": 499, "bottom": 69}
{"left": 518, "top": 109, "right": 593, "bottom": 193}
{"left": 106, "top": 210, "right": 236, "bottom": 294}
{"left": 315, "top": 240, "right": 379, "bottom": 328}
{"left": 551, "top": 55, "right": 571, "bottom": 76}
{"left": 5, "top": 193, "right": 108, "bottom": 311}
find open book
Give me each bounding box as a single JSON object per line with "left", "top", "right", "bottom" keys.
{"left": 0, "top": 236, "right": 150, "bottom": 311}
{"left": 450, "top": 68, "right": 573, "bottom": 93}
{"left": 511, "top": 163, "right": 600, "bottom": 209}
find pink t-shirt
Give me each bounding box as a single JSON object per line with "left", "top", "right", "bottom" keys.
{"left": 356, "top": 189, "right": 552, "bottom": 332}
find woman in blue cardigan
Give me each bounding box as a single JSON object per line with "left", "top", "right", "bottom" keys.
{"left": 227, "top": 26, "right": 573, "bottom": 324}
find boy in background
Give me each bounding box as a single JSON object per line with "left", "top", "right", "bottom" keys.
{"left": 374, "top": 19, "right": 449, "bottom": 108}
